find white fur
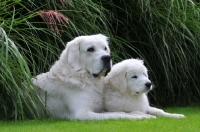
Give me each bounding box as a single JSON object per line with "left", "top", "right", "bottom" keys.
{"left": 104, "top": 59, "right": 185, "bottom": 119}
{"left": 32, "top": 34, "right": 141, "bottom": 120}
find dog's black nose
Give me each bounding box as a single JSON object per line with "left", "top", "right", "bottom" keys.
{"left": 145, "top": 82, "right": 152, "bottom": 89}
{"left": 101, "top": 55, "right": 111, "bottom": 62}
{"left": 92, "top": 73, "right": 98, "bottom": 77}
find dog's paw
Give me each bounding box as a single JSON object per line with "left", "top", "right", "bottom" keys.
{"left": 134, "top": 115, "right": 156, "bottom": 119}
{"left": 149, "top": 115, "right": 156, "bottom": 119}
{"left": 143, "top": 115, "right": 156, "bottom": 119}
{"left": 170, "top": 114, "right": 185, "bottom": 118}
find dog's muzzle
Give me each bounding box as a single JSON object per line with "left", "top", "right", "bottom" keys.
{"left": 92, "top": 55, "right": 111, "bottom": 77}
{"left": 102, "top": 55, "right": 111, "bottom": 68}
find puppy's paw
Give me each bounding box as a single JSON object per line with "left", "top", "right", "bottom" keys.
{"left": 142, "top": 115, "right": 156, "bottom": 119}
{"left": 148, "top": 115, "right": 156, "bottom": 119}
{"left": 135, "top": 115, "right": 156, "bottom": 119}
{"left": 170, "top": 114, "right": 185, "bottom": 118}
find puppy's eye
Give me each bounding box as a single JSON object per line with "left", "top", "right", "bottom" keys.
{"left": 104, "top": 47, "right": 107, "bottom": 51}
{"left": 87, "top": 47, "right": 95, "bottom": 52}
{"left": 131, "top": 75, "right": 137, "bottom": 79}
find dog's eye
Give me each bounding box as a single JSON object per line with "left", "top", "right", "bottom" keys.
{"left": 131, "top": 75, "right": 137, "bottom": 79}
{"left": 104, "top": 47, "right": 107, "bottom": 51}
{"left": 87, "top": 47, "right": 95, "bottom": 52}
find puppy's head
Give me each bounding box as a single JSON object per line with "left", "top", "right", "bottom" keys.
{"left": 106, "top": 59, "right": 152, "bottom": 95}
{"left": 60, "top": 34, "right": 112, "bottom": 78}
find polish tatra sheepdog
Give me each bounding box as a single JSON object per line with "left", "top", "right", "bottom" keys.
{"left": 104, "top": 59, "right": 185, "bottom": 119}
{"left": 32, "top": 34, "right": 141, "bottom": 120}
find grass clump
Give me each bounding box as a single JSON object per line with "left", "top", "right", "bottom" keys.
{"left": 102, "top": 0, "right": 200, "bottom": 106}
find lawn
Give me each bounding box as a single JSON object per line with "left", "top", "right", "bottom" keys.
{"left": 0, "top": 107, "right": 199, "bottom": 132}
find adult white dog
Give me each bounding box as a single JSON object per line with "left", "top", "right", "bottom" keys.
{"left": 32, "top": 34, "right": 141, "bottom": 120}
{"left": 104, "top": 59, "right": 185, "bottom": 118}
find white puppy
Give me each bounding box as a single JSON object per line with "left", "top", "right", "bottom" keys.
{"left": 32, "top": 34, "right": 141, "bottom": 120}
{"left": 104, "top": 59, "right": 185, "bottom": 118}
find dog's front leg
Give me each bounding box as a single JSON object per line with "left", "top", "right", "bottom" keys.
{"left": 74, "top": 110, "right": 154, "bottom": 120}
{"left": 129, "top": 111, "right": 156, "bottom": 119}
{"left": 147, "top": 106, "right": 185, "bottom": 118}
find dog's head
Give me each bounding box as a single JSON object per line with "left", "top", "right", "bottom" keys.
{"left": 60, "top": 34, "right": 111, "bottom": 78}
{"left": 106, "top": 59, "right": 152, "bottom": 95}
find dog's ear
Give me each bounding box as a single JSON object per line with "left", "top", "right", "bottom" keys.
{"left": 108, "top": 68, "right": 127, "bottom": 93}
{"left": 65, "top": 37, "right": 81, "bottom": 68}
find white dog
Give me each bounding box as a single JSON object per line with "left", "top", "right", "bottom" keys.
{"left": 32, "top": 34, "right": 142, "bottom": 120}
{"left": 104, "top": 59, "right": 185, "bottom": 118}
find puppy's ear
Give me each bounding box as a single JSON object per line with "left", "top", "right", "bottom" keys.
{"left": 66, "top": 37, "right": 81, "bottom": 68}
{"left": 108, "top": 68, "right": 127, "bottom": 93}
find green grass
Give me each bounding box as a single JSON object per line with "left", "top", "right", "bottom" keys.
{"left": 0, "top": 107, "right": 199, "bottom": 132}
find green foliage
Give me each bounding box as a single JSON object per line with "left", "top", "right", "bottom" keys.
{"left": 0, "top": 1, "right": 56, "bottom": 120}
{"left": 101, "top": 0, "right": 200, "bottom": 106}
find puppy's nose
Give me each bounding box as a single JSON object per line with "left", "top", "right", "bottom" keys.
{"left": 101, "top": 55, "right": 111, "bottom": 62}
{"left": 145, "top": 82, "right": 152, "bottom": 89}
